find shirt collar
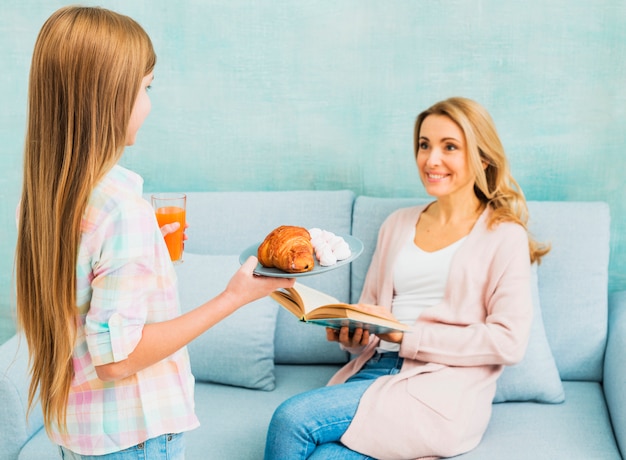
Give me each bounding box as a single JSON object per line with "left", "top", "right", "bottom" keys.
{"left": 107, "top": 164, "right": 144, "bottom": 196}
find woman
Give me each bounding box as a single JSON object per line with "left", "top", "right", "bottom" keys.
{"left": 265, "top": 97, "right": 549, "bottom": 459}
{"left": 16, "top": 7, "right": 292, "bottom": 459}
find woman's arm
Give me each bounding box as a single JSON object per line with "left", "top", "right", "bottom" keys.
{"left": 400, "top": 224, "right": 533, "bottom": 367}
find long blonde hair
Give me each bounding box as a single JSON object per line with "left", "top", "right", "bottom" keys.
{"left": 16, "top": 6, "right": 156, "bottom": 433}
{"left": 414, "top": 97, "right": 550, "bottom": 263}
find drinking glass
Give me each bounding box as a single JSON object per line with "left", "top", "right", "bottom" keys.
{"left": 152, "top": 193, "right": 186, "bottom": 264}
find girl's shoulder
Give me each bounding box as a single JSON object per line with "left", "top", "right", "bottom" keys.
{"left": 83, "top": 169, "right": 152, "bottom": 232}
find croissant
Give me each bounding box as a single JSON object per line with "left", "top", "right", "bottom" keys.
{"left": 257, "top": 225, "right": 315, "bottom": 273}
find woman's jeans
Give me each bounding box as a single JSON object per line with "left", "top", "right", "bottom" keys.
{"left": 58, "top": 433, "right": 184, "bottom": 460}
{"left": 264, "top": 352, "right": 404, "bottom": 460}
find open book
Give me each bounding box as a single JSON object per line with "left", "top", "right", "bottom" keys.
{"left": 270, "top": 282, "right": 411, "bottom": 334}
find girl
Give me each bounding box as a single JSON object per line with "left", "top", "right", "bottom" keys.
{"left": 16, "top": 6, "right": 293, "bottom": 459}
{"left": 265, "top": 97, "right": 550, "bottom": 459}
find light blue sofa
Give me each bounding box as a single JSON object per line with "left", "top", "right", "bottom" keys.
{"left": 1, "top": 191, "right": 624, "bottom": 460}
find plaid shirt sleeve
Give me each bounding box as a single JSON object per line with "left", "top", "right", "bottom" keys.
{"left": 84, "top": 198, "right": 159, "bottom": 365}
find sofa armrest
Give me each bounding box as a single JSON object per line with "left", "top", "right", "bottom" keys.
{"left": 605, "top": 290, "right": 626, "bottom": 458}
{"left": 0, "top": 334, "right": 44, "bottom": 460}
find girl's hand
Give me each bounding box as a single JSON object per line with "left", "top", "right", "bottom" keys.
{"left": 224, "top": 256, "right": 294, "bottom": 306}
{"left": 326, "top": 326, "right": 370, "bottom": 347}
{"left": 160, "top": 221, "right": 189, "bottom": 241}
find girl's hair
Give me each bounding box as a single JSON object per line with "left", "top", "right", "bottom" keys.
{"left": 414, "top": 97, "right": 550, "bottom": 264}
{"left": 16, "top": 6, "right": 156, "bottom": 433}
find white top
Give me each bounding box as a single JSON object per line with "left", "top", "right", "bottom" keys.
{"left": 377, "top": 232, "right": 466, "bottom": 352}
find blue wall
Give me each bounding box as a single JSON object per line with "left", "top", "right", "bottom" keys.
{"left": 1, "top": 0, "right": 625, "bottom": 342}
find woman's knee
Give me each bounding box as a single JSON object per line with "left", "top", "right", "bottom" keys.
{"left": 269, "top": 392, "right": 313, "bottom": 431}
{"left": 308, "top": 442, "right": 372, "bottom": 460}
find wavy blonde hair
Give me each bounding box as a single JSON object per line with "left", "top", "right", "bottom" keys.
{"left": 16, "top": 6, "right": 156, "bottom": 433}
{"left": 414, "top": 97, "right": 549, "bottom": 263}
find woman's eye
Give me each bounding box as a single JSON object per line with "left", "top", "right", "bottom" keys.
{"left": 445, "top": 144, "right": 457, "bottom": 151}
{"left": 419, "top": 142, "right": 429, "bottom": 150}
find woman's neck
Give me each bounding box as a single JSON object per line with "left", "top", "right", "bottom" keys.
{"left": 427, "top": 196, "right": 485, "bottom": 226}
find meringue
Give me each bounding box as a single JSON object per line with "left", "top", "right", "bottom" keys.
{"left": 317, "top": 246, "right": 338, "bottom": 266}
{"left": 308, "top": 227, "right": 323, "bottom": 240}
{"left": 308, "top": 228, "right": 352, "bottom": 266}
{"left": 332, "top": 240, "right": 351, "bottom": 260}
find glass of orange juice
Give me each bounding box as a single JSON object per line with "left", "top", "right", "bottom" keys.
{"left": 152, "top": 192, "right": 186, "bottom": 264}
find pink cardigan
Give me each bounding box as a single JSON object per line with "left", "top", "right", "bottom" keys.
{"left": 328, "top": 204, "right": 533, "bottom": 460}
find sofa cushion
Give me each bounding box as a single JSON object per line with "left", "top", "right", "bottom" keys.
{"left": 493, "top": 265, "right": 564, "bottom": 403}
{"left": 350, "top": 196, "right": 430, "bottom": 303}
{"left": 176, "top": 253, "right": 279, "bottom": 390}
{"left": 526, "top": 201, "right": 610, "bottom": 381}
{"left": 181, "top": 190, "right": 355, "bottom": 255}
{"left": 0, "top": 335, "right": 46, "bottom": 460}
{"left": 459, "top": 382, "right": 621, "bottom": 459}
{"left": 187, "top": 364, "right": 342, "bottom": 459}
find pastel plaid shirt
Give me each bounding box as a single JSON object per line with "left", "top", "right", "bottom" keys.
{"left": 49, "top": 165, "right": 199, "bottom": 455}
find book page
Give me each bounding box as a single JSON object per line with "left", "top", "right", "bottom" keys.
{"left": 269, "top": 282, "right": 343, "bottom": 319}
{"left": 291, "top": 282, "right": 343, "bottom": 315}
{"left": 306, "top": 307, "right": 411, "bottom": 332}
{"left": 270, "top": 290, "right": 305, "bottom": 319}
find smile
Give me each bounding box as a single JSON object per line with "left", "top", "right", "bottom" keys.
{"left": 426, "top": 173, "right": 448, "bottom": 180}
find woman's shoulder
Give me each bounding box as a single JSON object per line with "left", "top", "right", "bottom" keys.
{"left": 474, "top": 208, "right": 529, "bottom": 250}
{"left": 384, "top": 203, "right": 429, "bottom": 225}
{"left": 376, "top": 204, "right": 428, "bottom": 239}
{"left": 486, "top": 213, "right": 527, "bottom": 239}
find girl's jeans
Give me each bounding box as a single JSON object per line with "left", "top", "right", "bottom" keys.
{"left": 264, "top": 352, "right": 404, "bottom": 460}
{"left": 58, "top": 433, "right": 184, "bottom": 460}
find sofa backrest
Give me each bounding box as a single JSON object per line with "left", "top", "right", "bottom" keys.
{"left": 182, "top": 190, "right": 354, "bottom": 364}
{"left": 526, "top": 201, "right": 610, "bottom": 381}
{"left": 350, "top": 197, "right": 610, "bottom": 382}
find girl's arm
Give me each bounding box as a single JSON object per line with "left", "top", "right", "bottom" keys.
{"left": 95, "top": 257, "right": 293, "bottom": 381}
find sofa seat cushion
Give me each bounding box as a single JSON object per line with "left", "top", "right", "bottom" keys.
{"left": 18, "top": 381, "right": 619, "bottom": 460}
{"left": 176, "top": 253, "right": 279, "bottom": 390}
{"left": 458, "top": 381, "right": 622, "bottom": 459}
{"left": 187, "top": 364, "right": 342, "bottom": 459}
{"left": 18, "top": 365, "right": 343, "bottom": 460}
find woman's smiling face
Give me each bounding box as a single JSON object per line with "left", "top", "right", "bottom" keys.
{"left": 416, "top": 114, "right": 476, "bottom": 201}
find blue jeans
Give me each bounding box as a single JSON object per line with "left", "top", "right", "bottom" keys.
{"left": 58, "top": 433, "right": 184, "bottom": 460}
{"left": 264, "top": 352, "right": 404, "bottom": 460}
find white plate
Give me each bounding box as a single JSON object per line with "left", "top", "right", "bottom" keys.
{"left": 239, "top": 234, "right": 364, "bottom": 278}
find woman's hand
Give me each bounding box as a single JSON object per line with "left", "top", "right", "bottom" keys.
{"left": 325, "top": 304, "right": 405, "bottom": 346}
{"left": 356, "top": 303, "right": 404, "bottom": 344}
{"left": 326, "top": 326, "right": 370, "bottom": 347}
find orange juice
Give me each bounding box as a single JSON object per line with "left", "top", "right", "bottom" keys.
{"left": 155, "top": 206, "right": 186, "bottom": 262}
